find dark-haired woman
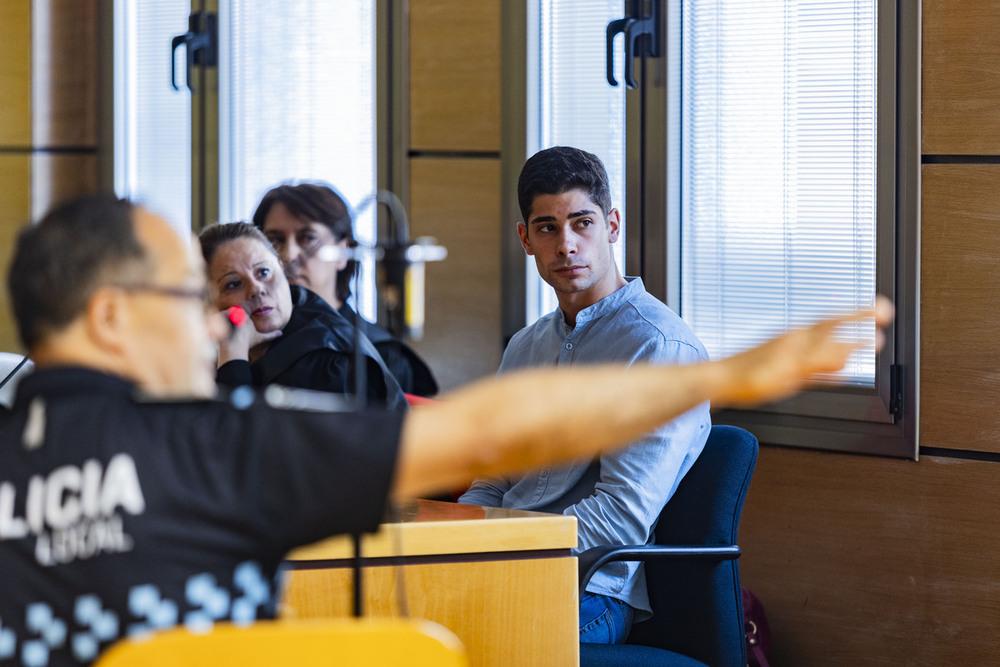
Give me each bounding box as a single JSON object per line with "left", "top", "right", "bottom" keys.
{"left": 253, "top": 182, "right": 438, "bottom": 396}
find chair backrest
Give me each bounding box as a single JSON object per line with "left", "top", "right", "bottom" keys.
{"left": 627, "top": 424, "right": 758, "bottom": 666}
{"left": 94, "top": 618, "right": 468, "bottom": 667}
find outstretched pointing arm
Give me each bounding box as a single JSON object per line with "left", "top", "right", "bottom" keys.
{"left": 393, "top": 297, "right": 893, "bottom": 499}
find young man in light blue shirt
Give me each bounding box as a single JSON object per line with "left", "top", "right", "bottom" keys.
{"left": 460, "top": 146, "right": 711, "bottom": 644}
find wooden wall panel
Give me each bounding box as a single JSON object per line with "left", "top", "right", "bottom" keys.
{"left": 31, "top": 154, "right": 100, "bottom": 220}
{"left": 920, "top": 165, "right": 1000, "bottom": 452}
{"left": 0, "top": 156, "right": 31, "bottom": 352}
{"left": 0, "top": 0, "right": 100, "bottom": 354}
{"left": 922, "top": 0, "right": 1000, "bottom": 154}
{"left": 0, "top": 0, "right": 32, "bottom": 147}
{"left": 409, "top": 0, "right": 501, "bottom": 152}
{"left": 739, "top": 446, "right": 1000, "bottom": 666}
{"left": 31, "top": 0, "right": 99, "bottom": 147}
{"left": 407, "top": 157, "right": 502, "bottom": 391}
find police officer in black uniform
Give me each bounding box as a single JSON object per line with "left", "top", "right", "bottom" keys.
{"left": 0, "top": 196, "right": 403, "bottom": 666}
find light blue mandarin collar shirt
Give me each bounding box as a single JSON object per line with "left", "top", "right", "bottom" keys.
{"left": 460, "top": 278, "right": 711, "bottom": 618}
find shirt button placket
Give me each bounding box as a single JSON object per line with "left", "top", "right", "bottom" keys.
{"left": 560, "top": 340, "right": 575, "bottom": 363}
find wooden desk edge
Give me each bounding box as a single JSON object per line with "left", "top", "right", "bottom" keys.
{"left": 288, "top": 509, "right": 578, "bottom": 561}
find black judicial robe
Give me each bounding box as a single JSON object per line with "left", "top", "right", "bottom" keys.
{"left": 338, "top": 304, "right": 439, "bottom": 397}
{"left": 217, "top": 286, "right": 407, "bottom": 410}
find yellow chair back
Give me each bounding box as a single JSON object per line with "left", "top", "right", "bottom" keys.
{"left": 94, "top": 618, "right": 467, "bottom": 666}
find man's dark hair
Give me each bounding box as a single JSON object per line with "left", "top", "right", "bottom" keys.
{"left": 252, "top": 182, "right": 356, "bottom": 303}
{"left": 516, "top": 146, "right": 613, "bottom": 223}
{"left": 8, "top": 194, "right": 150, "bottom": 351}
{"left": 198, "top": 221, "right": 277, "bottom": 267}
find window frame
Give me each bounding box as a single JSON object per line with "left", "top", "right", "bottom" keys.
{"left": 503, "top": 0, "right": 918, "bottom": 457}
{"left": 653, "top": 0, "right": 917, "bottom": 457}
{"left": 111, "top": 0, "right": 401, "bottom": 323}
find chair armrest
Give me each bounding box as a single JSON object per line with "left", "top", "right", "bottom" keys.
{"left": 578, "top": 544, "right": 741, "bottom": 595}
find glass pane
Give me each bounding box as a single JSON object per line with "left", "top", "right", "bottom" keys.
{"left": 220, "top": 1, "right": 378, "bottom": 318}
{"left": 680, "top": 0, "right": 878, "bottom": 384}
{"left": 527, "top": 0, "right": 627, "bottom": 324}
{"left": 113, "top": 0, "right": 192, "bottom": 236}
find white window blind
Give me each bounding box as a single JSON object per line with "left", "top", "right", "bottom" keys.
{"left": 113, "top": 0, "right": 192, "bottom": 236}
{"left": 220, "top": 1, "right": 377, "bottom": 318}
{"left": 528, "top": 0, "right": 627, "bottom": 323}
{"left": 680, "top": 0, "right": 878, "bottom": 384}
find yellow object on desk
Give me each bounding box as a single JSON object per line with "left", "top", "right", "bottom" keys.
{"left": 281, "top": 499, "right": 580, "bottom": 667}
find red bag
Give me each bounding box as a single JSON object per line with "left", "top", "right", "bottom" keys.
{"left": 742, "top": 588, "right": 771, "bottom": 667}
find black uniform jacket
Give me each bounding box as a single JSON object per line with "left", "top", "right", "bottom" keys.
{"left": 0, "top": 367, "right": 402, "bottom": 666}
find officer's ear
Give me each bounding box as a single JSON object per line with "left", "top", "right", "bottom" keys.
{"left": 85, "top": 286, "right": 131, "bottom": 353}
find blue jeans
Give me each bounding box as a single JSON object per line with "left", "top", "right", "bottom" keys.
{"left": 579, "top": 592, "right": 634, "bottom": 644}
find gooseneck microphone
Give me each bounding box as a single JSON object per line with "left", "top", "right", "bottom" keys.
{"left": 273, "top": 190, "right": 446, "bottom": 619}
{"left": 316, "top": 190, "right": 447, "bottom": 341}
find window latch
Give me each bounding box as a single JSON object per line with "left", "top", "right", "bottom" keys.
{"left": 606, "top": 0, "right": 662, "bottom": 89}
{"left": 889, "top": 363, "right": 904, "bottom": 419}
{"left": 171, "top": 11, "right": 218, "bottom": 92}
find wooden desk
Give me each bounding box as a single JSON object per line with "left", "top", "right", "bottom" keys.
{"left": 280, "top": 499, "right": 579, "bottom": 667}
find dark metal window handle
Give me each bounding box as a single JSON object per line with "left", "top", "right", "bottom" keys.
{"left": 606, "top": 0, "right": 662, "bottom": 90}
{"left": 170, "top": 11, "right": 218, "bottom": 92}
{"left": 606, "top": 17, "right": 635, "bottom": 87}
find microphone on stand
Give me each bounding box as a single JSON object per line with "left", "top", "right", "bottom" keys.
{"left": 315, "top": 190, "right": 446, "bottom": 341}
{"left": 314, "top": 189, "right": 446, "bottom": 619}
{"left": 372, "top": 190, "right": 446, "bottom": 341}
{"left": 379, "top": 237, "right": 447, "bottom": 341}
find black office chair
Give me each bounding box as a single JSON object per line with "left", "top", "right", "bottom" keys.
{"left": 578, "top": 425, "right": 759, "bottom": 667}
